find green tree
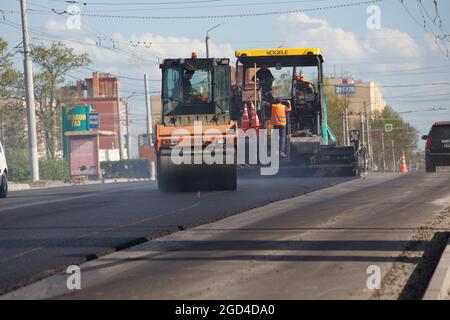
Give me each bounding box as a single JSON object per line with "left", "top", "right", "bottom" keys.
{"left": 0, "top": 38, "right": 28, "bottom": 149}
{"left": 0, "top": 38, "right": 20, "bottom": 97}
{"left": 5, "top": 147, "right": 31, "bottom": 182}
{"left": 369, "top": 106, "right": 418, "bottom": 171}
{"left": 39, "top": 156, "right": 69, "bottom": 181}
{"left": 5, "top": 148, "right": 70, "bottom": 182}
{"left": 32, "top": 41, "right": 91, "bottom": 157}
{"left": 324, "top": 80, "right": 347, "bottom": 146}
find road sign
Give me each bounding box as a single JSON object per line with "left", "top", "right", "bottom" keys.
{"left": 335, "top": 84, "right": 356, "bottom": 95}
{"left": 350, "top": 130, "right": 361, "bottom": 143}
{"left": 384, "top": 124, "right": 393, "bottom": 132}
{"left": 88, "top": 112, "right": 100, "bottom": 130}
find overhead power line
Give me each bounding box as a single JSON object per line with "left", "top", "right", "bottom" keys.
{"left": 0, "top": 18, "right": 160, "bottom": 64}
{"left": 325, "top": 82, "right": 450, "bottom": 88}
{"left": 399, "top": 0, "right": 449, "bottom": 58}
{"left": 56, "top": 0, "right": 383, "bottom": 20}
{"left": 53, "top": 0, "right": 346, "bottom": 13}
{"left": 39, "top": 0, "right": 329, "bottom": 6}
{"left": 416, "top": 0, "right": 450, "bottom": 41}
{"left": 398, "top": 107, "right": 447, "bottom": 114}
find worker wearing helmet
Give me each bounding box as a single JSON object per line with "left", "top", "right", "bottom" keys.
{"left": 271, "top": 98, "right": 291, "bottom": 157}
{"left": 294, "top": 72, "right": 304, "bottom": 82}
{"left": 294, "top": 72, "right": 319, "bottom": 132}
{"left": 295, "top": 72, "right": 314, "bottom": 95}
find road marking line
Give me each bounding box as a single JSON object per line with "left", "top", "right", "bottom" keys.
{"left": 0, "top": 193, "right": 204, "bottom": 265}
{"left": 0, "top": 184, "right": 152, "bottom": 214}
{"left": 0, "top": 247, "right": 45, "bottom": 264}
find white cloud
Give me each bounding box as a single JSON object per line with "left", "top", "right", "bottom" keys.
{"left": 126, "top": 32, "right": 234, "bottom": 61}
{"left": 45, "top": 19, "right": 67, "bottom": 33}
{"left": 362, "top": 28, "right": 425, "bottom": 59}
{"left": 276, "top": 13, "right": 426, "bottom": 67}
{"left": 276, "top": 13, "right": 366, "bottom": 60}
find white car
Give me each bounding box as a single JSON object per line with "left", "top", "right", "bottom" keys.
{"left": 0, "top": 141, "right": 8, "bottom": 198}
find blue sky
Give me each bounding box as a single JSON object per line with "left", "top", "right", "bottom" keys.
{"left": 1, "top": 0, "right": 450, "bottom": 154}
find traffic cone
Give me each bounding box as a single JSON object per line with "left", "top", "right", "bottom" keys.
{"left": 400, "top": 152, "right": 408, "bottom": 174}
{"left": 241, "top": 103, "right": 249, "bottom": 132}
{"left": 250, "top": 101, "right": 260, "bottom": 130}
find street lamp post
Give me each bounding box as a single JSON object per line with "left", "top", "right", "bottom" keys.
{"left": 20, "top": 0, "right": 39, "bottom": 182}
{"left": 125, "top": 92, "right": 136, "bottom": 159}
{"left": 205, "top": 24, "right": 221, "bottom": 58}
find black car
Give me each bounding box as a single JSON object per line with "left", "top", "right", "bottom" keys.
{"left": 422, "top": 122, "right": 450, "bottom": 172}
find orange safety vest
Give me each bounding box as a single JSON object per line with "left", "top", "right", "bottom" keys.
{"left": 271, "top": 103, "right": 287, "bottom": 126}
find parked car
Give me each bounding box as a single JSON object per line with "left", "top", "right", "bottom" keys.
{"left": 422, "top": 122, "right": 450, "bottom": 172}
{"left": 0, "top": 141, "right": 8, "bottom": 198}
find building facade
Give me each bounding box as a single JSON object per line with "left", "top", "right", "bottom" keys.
{"left": 326, "top": 76, "right": 387, "bottom": 115}
{"left": 69, "top": 72, "right": 129, "bottom": 160}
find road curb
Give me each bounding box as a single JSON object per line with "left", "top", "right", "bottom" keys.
{"left": 423, "top": 233, "right": 450, "bottom": 300}
{"left": 9, "top": 178, "right": 151, "bottom": 192}
{"left": 8, "top": 183, "right": 31, "bottom": 191}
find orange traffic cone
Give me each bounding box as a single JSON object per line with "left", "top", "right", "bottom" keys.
{"left": 241, "top": 103, "right": 249, "bottom": 132}
{"left": 400, "top": 152, "right": 408, "bottom": 174}
{"left": 250, "top": 101, "right": 260, "bottom": 130}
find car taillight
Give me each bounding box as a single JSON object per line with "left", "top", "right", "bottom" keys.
{"left": 425, "top": 136, "right": 431, "bottom": 150}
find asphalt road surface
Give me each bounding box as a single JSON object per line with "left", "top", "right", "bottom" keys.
{"left": 0, "top": 176, "right": 349, "bottom": 295}
{"left": 3, "top": 172, "right": 450, "bottom": 299}
{"left": 5, "top": 171, "right": 449, "bottom": 300}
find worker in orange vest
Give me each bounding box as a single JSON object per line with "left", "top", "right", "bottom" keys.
{"left": 271, "top": 98, "right": 291, "bottom": 157}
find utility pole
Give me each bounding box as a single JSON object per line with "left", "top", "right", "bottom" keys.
{"left": 0, "top": 113, "right": 3, "bottom": 139}
{"left": 365, "top": 102, "right": 372, "bottom": 171}
{"left": 381, "top": 131, "right": 386, "bottom": 172}
{"left": 391, "top": 140, "right": 396, "bottom": 172}
{"left": 144, "top": 74, "right": 153, "bottom": 145}
{"left": 360, "top": 112, "right": 365, "bottom": 148}
{"left": 342, "top": 88, "right": 350, "bottom": 147}
{"left": 115, "top": 82, "right": 124, "bottom": 160}
{"left": 342, "top": 110, "right": 346, "bottom": 146}
{"left": 205, "top": 24, "right": 220, "bottom": 58}
{"left": 20, "top": 0, "right": 39, "bottom": 182}
{"left": 344, "top": 108, "right": 350, "bottom": 146}
{"left": 125, "top": 101, "right": 131, "bottom": 159}
{"left": 144, "top": 73, "right": 155, "bottom": 180}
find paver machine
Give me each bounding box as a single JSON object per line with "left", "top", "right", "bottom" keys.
{"left": 234, "top": 48, "right": 363, "bottom": 176}
{"left": 155, "top": 56, "right": 238, "bottom": 191}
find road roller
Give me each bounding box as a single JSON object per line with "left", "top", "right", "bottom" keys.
{"left": 155, "top": 56, "right": 238, "bottom": 192}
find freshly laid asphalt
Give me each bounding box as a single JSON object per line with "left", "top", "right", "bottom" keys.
{"left": 0, "top": 175, "right": 349, "bottom": 294}
{"left": 48, "top": 172, "right": 450, "bottom": 300}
